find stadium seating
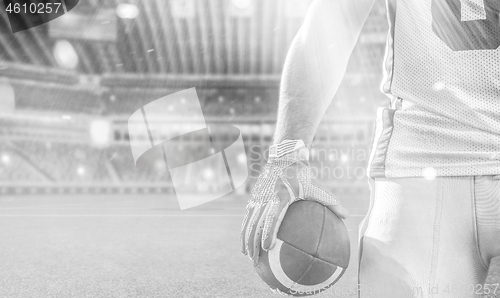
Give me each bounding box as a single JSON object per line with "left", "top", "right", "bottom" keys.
{"left": 0, "top": 117, "right": 373, "bottom": 196}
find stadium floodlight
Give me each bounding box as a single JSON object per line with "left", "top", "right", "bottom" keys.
{"left": 202, "top": 168, "right": 215, "bottom": 181}
{"left": 231, "top": 0, "right": 251, "bottom": 10}
{"left": 77, "top": 166, "right": 85, "bottom": 176}
{"left": 90, "top": 119, "right": 111, "bottom": 147}
{"left": 116, "top": 3, "right": 139, "bottom": 19}
{"left": 237, "top": 153, "right": 246, "bottom": 164}
{"left": 229, "top": 0, "right": 252, "bottom": 17}
{"left": 53, "top": 40, "right": 79, "bottom": 69}
{"left": 1, "top": 154, "right": 10, "bottom": 164}
{"left": 423, "top": 167, "right": 437, "bottom": 181}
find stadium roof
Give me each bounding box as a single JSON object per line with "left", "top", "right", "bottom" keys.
{"left": 0, "top": 0, "right": 388, "bottom": 77}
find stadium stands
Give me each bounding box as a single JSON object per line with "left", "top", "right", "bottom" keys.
{"left": 0, "top": 0, "right": 389, "bottom": 195}
{"left": 0, "top": 112, "right": 374, "bottom": 196}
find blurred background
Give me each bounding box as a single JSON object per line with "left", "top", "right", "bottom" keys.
{"left": 0, "top": 0, "right": 388, "bottom": 196}
{"left": 0, "top": 0, "right": 389, "bottom": 297}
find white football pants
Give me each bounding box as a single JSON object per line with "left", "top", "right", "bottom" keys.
{"left": 358, "top": 176, "right": 500, "bottom": 298}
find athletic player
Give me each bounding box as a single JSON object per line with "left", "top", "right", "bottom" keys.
{"left": 241, "top": 0, "right": 500, "bottom": 297}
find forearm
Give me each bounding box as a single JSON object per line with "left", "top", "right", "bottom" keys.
{"left": 274, "top": 30, "right": 348, "bottom": 148}
{"left": 274, "top": 0, "right": 375, "bottom": 148}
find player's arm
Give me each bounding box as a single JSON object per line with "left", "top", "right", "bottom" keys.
{"left": 241, "top": 0, "right": 377, "bottom": 266}
{"left": 275, "top": 0, "right": 377, "bottom": 147}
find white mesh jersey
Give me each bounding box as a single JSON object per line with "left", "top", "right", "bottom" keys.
{"left": 367, "top": 0, "right": 500, "bottom": 178}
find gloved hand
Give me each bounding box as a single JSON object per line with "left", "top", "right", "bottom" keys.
{"left": 241, "top": 140, "right": 349, "bottom": 266}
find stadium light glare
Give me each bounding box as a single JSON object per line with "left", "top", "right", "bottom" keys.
{"left": 90, "top": 119, "right": 111, "bottom": 147}
{"left": 154, "top": 160, "right": 166, "bottom": 172}
{"left": 433, "top": 81, "right": 446, "bottom": 91}
{"left": 423, "top": 167, "right": 437, "bottom": 181}
{"left": 231, "top": 0, "right": 251, "bottom": 10}
{"left": 1, "top": 154, "right": 10, "bottom": 164}
{"left": 77, "top": 166, "right": 85, "bottom": 176}
{"left": 237, "top": 153, "right": 246, "bottom": 164}
{"left": 116, "top": 3, "right": 139, "bottom": 19}
{"left": 202, "top": 168, "right": 215, "bottom": 181}
{"left": 53, "top": 40, "right": 78, "bottom": 69}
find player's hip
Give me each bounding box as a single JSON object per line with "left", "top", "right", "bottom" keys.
{"left": 358, "top": 176, "right": 500, "bottom": 297}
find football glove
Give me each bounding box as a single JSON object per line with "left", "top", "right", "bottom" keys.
{"left": 241, "top": 139, "right": 349, "bottom": 266}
